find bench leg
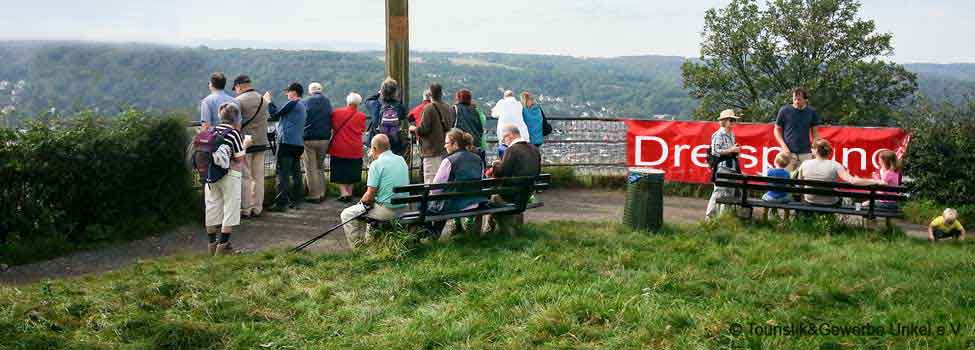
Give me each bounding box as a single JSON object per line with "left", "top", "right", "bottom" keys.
{"left": 865, "top": 218, "right": 876, "bottom": 231}
{"left": 438, "top": 219, "right": 459, "bottom": 242}
{"left": 468, "top": 215, "right": 485, "bottom": 237}
{"left": 488, "top": 213, "right": 521, "bottom": 236}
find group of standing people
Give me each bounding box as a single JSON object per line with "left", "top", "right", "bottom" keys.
{"left": 197, "top": 72, "right": 547, "bottom": 254}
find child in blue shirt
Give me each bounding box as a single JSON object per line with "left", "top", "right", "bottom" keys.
{"left": 762, "top": 153, "right": 792, "bottom": 203}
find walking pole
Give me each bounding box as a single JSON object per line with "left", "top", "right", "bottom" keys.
{"left": 291, "top": 204, "right": 372, "bottom": 253}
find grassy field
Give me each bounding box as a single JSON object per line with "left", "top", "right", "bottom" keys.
{"left": 2, "top": 218, "right": 974, "bottom": 349}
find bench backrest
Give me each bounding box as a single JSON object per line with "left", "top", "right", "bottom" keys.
{"left": 391, "top": 174, "right": 551, "bottom": 218}
{"left": 714, "top": 172, "right": 909, "bottom": 218}
{"left": 716, "top": 172, "right": 909, "bottom": 195}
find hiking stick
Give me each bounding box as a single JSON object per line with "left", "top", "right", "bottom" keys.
{"left": 291, "top": 205, "right": 371, "bottom": 252}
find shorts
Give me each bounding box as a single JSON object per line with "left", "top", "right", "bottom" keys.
{"left": 205, "top": 170, "right": 242, "bottom": 227}
{"left": 762, "top": 193, "right": 790, "bottom": 203}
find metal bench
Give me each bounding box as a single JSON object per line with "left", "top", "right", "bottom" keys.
{"left": 387, "top": 174, "right": 550, "bottom": 233}
{"left": 713, "top": 172, "right": 910, "bottom": 230}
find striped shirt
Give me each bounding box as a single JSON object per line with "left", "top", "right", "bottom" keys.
{"left": 710, "top": 128, "right": 736, "bottom": 170}
{"left": 214, "top": 124, "right": 245, "bottom": 171}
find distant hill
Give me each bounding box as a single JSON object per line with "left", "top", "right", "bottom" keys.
{"left": 0, "top": 41, "right": 972, "bottom": 124}
{"left": 904, "top": 63, "right": 975, "bottom": 105}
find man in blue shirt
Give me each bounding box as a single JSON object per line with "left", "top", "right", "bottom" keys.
{"left": 774, "top": 87, "right": 821, "bottom": 169}
{"left": 339, "top": 134, "right": 409, "bottom": 248}
{"left": 267, "top": 82, "right": 307, "bottom": 212}
{"left": 200, "top": 72, "right": 239, "bottom": 130}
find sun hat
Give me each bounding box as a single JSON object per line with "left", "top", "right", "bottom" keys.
{"left": 718, "top": 109, "right": 741, "bottom": 121}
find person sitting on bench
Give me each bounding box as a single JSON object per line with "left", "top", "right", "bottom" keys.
{"left": 796, "top": 139, "right": 884, "bottom": 207}
{"left": 425, "top": 129, "right": 487, "bottom": 239}
{"left": 339, "top": 134, "right": 410, "bottom": 248}
{"left": 928, "top": 208, "right": 966, "bottom": 242}
{"left": 488, "top": 124, "right": 541, "bottom": 235}
{"left": 762, "top": 153, "right": 793, "bottom": 204}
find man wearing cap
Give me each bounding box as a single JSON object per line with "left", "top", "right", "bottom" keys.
{"left": 774, "top": 87, "right": 821, "bottom": 169}
{"left": 705, "top": 109, "right": 742, "bottom": 219}
{"left": 232, "top": 75, "right": 270, "bottom": 217}
{"left": 302, "top": 82, "right": 333, "bottom": 203}
{"left": 200, "top": 72, "right": 239, "bottom": 130}
{"left": 265, "top": 82, "right": 307, "bottom": 212}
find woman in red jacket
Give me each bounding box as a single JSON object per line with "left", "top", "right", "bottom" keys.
{"left": 328, "top": 92, "right": 367, "bottom": 202}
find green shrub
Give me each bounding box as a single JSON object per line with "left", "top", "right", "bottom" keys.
{"left": 901, "top": 98, "right": 975, "bottom": 205}
{"left": 0, "top": 110, "right": 197, "bottom": 265}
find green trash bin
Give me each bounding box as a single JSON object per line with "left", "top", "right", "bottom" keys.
{"left": 623, "top": 167, "right": 665, "bottom": 231}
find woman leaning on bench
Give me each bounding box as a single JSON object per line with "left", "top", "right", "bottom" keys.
{"left": 796, "top": 139, "right": 886, "bottom": 207}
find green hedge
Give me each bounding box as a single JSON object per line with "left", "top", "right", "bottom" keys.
{"left": 901, "top": 99, "right": 975, "bottom": 206}
{"left": 0, "top": 110, "right": 198, "bottom": 265}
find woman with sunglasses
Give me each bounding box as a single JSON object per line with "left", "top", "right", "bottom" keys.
{"left": 705, "top": 109, "right": 742, "bottom": 219}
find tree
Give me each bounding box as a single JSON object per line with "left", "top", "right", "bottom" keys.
{"left": 900, "top": 98, "right": 975, "bottom": 205}
{"left": 681, "top": 0, "right": 918, "bottom": 125}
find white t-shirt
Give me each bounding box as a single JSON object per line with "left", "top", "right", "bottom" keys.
{"left": 797, "top": 158, "right": 845, "bottom": 205}
{"left": 491, "top": 96, "right": 529, "bottom": 141}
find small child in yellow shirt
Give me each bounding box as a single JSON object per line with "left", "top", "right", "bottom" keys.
{"left": 928, "top": 208, "right": 966, "bottom": 241}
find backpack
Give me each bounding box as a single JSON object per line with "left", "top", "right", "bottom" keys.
{"left": 191, "top": 128, "right": 233, "bottom": 184}
{"left": 540, "top": 106, "right": 553, "bottom": 136}
{"left": 378, "top": 102, "right": 403, "bottom": 148}
{"left": 706, "top": 147, "right": 740, "bottom": 183}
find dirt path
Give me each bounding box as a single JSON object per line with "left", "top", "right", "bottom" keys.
{"left": 0, "top": 189, "right": 927, "bottom": 284}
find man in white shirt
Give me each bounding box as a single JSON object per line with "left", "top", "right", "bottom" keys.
{"left": 490, "top": 90, "right": 530, "bottom": 142}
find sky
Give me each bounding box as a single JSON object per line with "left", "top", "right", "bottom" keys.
{"left": 1, "top": 0, "right": 973, "bottom": 63}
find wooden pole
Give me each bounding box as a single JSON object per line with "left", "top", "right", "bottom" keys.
{"left": 386, "top": 0, "right": 415, "bottom": 181}
{"left": 385, "top": 0, "right": 409, "bottom": 106}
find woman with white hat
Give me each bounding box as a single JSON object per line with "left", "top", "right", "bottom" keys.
{"left": 705, "top": 109, "right": 742, "bottom": 219}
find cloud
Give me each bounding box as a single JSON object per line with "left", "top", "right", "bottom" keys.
{"left": 0, "top": 0, "right": 972, "bottom": 62}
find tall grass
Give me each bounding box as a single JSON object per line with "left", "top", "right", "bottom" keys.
{"left": 2, "top": 219, "right": 973, "bottom": 349}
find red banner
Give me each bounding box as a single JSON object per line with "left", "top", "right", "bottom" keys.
{"left": 626, "top": 120, "right": 911, "bottom": 184}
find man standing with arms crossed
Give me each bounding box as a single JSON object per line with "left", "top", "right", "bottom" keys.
{"left": 774, "top": 88, "right": 821, "bottom": 170}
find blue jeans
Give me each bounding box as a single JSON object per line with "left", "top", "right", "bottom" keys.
{"left": 762, "top": 193, "right": 790, "bottom": 203}
{"left": 275, "top": 143, "right": 304, "bottom": 207}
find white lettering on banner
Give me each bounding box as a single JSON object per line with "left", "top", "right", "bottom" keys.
{"left": 740, "top": 145, "right": 758, "bottom": 169}
{"left": 635, "top": 136, "right": 667, "bottom": 166}
{"left": 634, "top": 138, "right": 885, "bottom": 173}
{"left": 691, "top": 145, "right": 710, "bottom": 167}
{"left": 843, "top": 148, "right": 867, "bottom": 171}
{"left": 674, "top": 144, "right": 691, "bottom": 167}
{"left": 761, "top": 146, "right": 785, "bottom": 171}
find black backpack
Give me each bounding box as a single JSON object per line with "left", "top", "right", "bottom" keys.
{"left": 707, "top": 148, "right": 740, "bottom": 182}
{"left": 540, "top": 106, "right": 553, "bottom": 136}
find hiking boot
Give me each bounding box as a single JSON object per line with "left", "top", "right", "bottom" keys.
{"left": 207, "top": 243, "right": 217, "bottom": 256}
{"left": 304, "top": 197, "right": 325, "bottom": 204}
{"left": 268, "top": 205, "right": 288, "bottom": 213}
{"left": 214, "top": 242, "right": 235, "bottom": 256}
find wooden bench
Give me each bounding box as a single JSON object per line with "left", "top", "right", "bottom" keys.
{"left": 713, "top": 172, "right": 910, "bottom": 230}
{"left": 383, "top": 174, "right": 550, "bottom": 234}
